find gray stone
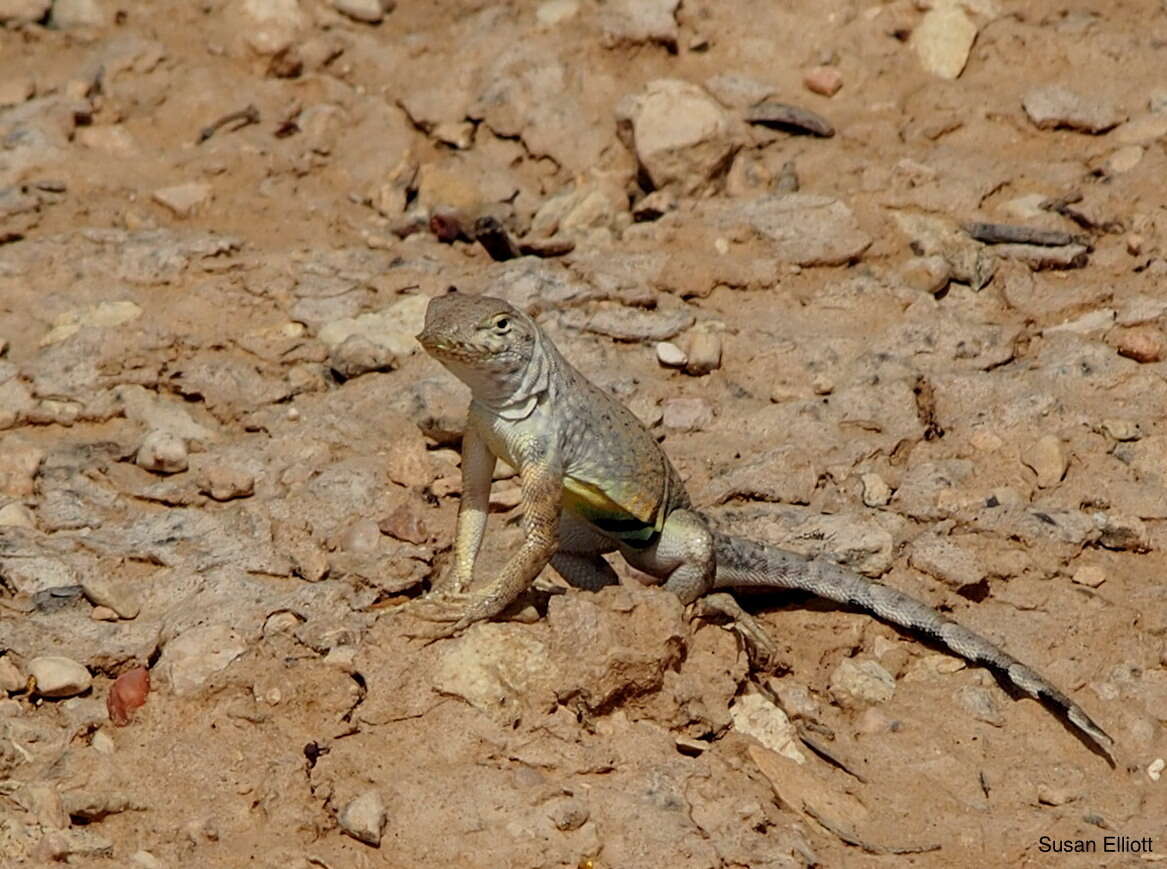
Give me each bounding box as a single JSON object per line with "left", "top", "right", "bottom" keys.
{"left": 601, "top": 0, "right": 678, "bottom": 48}
{"left": 338, "top": 790, "right": 387, "bottom": 846}
{"left": 861, "top": 473, "right": 893, "bottom": 507}
{"left": 28, "top": 656, "right": 92, "bottom": 698}
{"left": 1023, "top": 85, "right": 1124, "bottom": 133}
{"left": 585, "top": 307, "right": 695, "bottom": 343}
{"left": 703, "top": 195, "right": 871, "bottom": 267}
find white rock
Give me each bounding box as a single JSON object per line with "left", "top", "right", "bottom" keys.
{"left": 91, "top": 730, "right": 115, "bottom": 754}
{"left": 50, "top": 0, "right": 109, "bottom": 28}
{"left": 911, "top": 0, "right": 978, "bottom": 80}
{"left": 615, "top": 79, "right": 738, "bottom": 195}
{"left": 28, "top": 656, "right": 92, "bottom": 698}
{"left": 829, "top": 658, "right": 895, "bottom": 708}
{"left": 137, "top": 429, "right": 189, "bottom": 474}
{"left": 0, "top": 0, "right": 51, "bottom": 22}
{"left": 160, "top": 625, "right": 248, "bottom": 697}
{"left": 655, "top": 341, "right": 687, "bottom": 368}
{"left": 0, "top": 501, "right": 36, "bottom": 529}
{"left": 338, "top": 790, "right": 387, "bottom": 846}
{"left": 152, "top": 182, "right": 212, "bottom": 218}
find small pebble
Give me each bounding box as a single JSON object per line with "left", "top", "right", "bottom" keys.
{"left": 1037, "top": 784, "right": 1080, "bottom": 806}
{"left": 901, "top": 255, "right": 951, "bottom": 295}
{"left": 91, "top": 605, "right": 119, "bottom": 621}
{"left": 661, "top": 397, "right": 713, "bottom": 432}
{"left": 655, "top": 341, "right": 687, "bottom": 368}
{"left": 829, "top": 658, "right": 895, "bottom": 708}
{"left": 91, "top": 730, "right": 116, "bottom": 754}
{"left": 200, "top": 465, "right": 255, "bottom": 501}
{"left": 136, "top": 430, "right": 189, "bottom": 474}
{"left": 152, "top": 182, "right": 213, "bottom": 218}
{"left": 1111, "top": 325, "right": 1165, "bottom": 363}
{"left": 28, "top": 656, "right": 93, "bottom": 698}
{"left": 684, "top": 331, "right": 722, "bottom": 376}
{"left": 1020, "top": 434, "right": 1067, "bottom": 488}
{"left": 1071, "top": 565, "right": 1106, "bottom": 588}
{"left": 338, "top": 790, "right": 387, "bottom": 847}
{"left": 331, "top": 0, "right": 390, "bottom": 23}
{"left": 263, "top": 611, "right": 302, "bottom": 637}
{"left": 1148, "top": 758, "right": 1164, "bottom": 782}
{"left": 1106, "top": 145, "right": 1143, "bottom": 174}
{"left": 107, "top": 667, "right": 150, "bottom": 726}
{"left": 861, "top": 473, "right": 893, "bottom": 507}
{"left": 0, "top": 655, "right": 24, "bottom": 692}
{"left": 82, "top": 575, "right": 141, "bottom": 619}
{"left": 379, "top": 502, "right": 429, "bottom": 545}
{"left": 0, "top": 502, "right": 36, "bottom": 530}
{"left": 802, "top": 65, "right": 843, "bottom": 96}
{"left": 1100, "top": 419, "right": 1141, "bottom": 441}
{"left": 339, "top": 517, "right": 382, "bottom": 553}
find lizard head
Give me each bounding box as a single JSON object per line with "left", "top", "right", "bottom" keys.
{"left": 417, "top": 291, "right": 540, "bottom": 393}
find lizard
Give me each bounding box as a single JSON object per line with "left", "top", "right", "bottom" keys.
{"left": 408, "top": 289, "right": 1113, "bottom": 758}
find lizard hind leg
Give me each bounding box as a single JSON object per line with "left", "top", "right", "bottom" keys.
{"left": 625, "top": 509, "right": 780, "bottom": 669}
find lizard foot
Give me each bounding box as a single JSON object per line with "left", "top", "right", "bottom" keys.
{"left": 692, "top": 592, "right": 785, "bottom": 671}
{"left": 399, "top": 591, "right": 486, "bottom": 640}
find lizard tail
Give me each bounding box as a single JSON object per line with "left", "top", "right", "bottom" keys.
{"left": 712, "top": 532, "right": 1114, "bottom": 757}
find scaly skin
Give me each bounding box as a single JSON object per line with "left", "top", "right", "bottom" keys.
{"left": 412, "top": 290, "right": 1113, "bottom": 758}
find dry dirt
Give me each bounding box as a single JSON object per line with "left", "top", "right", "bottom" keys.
{"left": 2, "top": 0, "right": 1167, "bottom": 866}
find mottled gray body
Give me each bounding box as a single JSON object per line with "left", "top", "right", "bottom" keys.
{"left": 413, "top": 291, "right": 1112, "bottom": 757}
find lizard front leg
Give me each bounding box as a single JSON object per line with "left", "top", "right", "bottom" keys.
{"left": 437, "top": 423, "right": 495, "bottom": 594}
{"left": 408, "top": 442, "right": 563, "bottom": 637}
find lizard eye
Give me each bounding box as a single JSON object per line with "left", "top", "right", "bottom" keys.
{"left": 493, "top": 317, "right": 510, "bottom": 332}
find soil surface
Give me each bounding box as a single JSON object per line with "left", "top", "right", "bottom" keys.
{"left": 2, "top": 0, "right": 1166, "bottom": 866}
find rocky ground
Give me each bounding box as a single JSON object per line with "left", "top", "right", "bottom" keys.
{"left": 2, "top": 0, "right": 1167, "bottom": 865}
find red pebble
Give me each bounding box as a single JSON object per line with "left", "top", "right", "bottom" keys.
{"left": 107, "top": 667, "right": 150, "bottom": 726}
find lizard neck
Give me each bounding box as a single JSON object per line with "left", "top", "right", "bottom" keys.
{"left": 475, "top": 331, "right": 557, "bottom": 421}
